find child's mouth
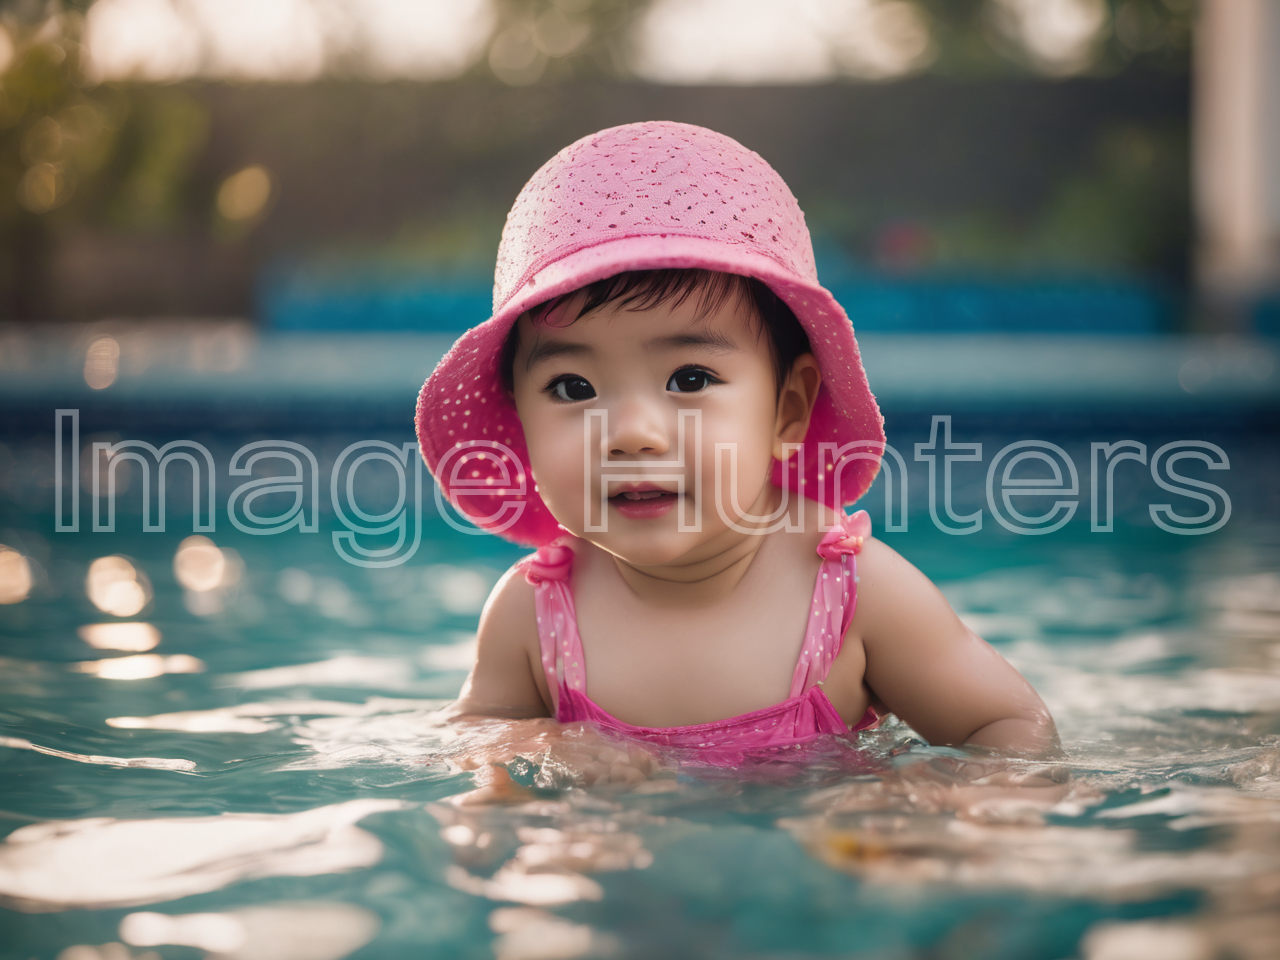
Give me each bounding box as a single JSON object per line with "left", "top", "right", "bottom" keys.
{"left": 609, "top": 489, "right": 679, "bottom": 520}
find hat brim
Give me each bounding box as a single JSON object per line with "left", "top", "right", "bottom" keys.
{"left": 416, "top": 234, "right": 884, "bottom": 547}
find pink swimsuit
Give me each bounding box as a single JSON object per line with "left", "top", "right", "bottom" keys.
{"left": 521, "top": 511, "right": 880, "bottom": 766}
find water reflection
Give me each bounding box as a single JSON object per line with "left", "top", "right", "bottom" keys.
{"left": 0, "top": 544, "right": 31, "bottom": 603}
{"left": 119, "top": 902, "right": 379, "bottom": 960}
{"left": 56, "top": 945, "right": 157, "bottom": 960}
{"left": 72, "top": 653, "right": 204, "bottom": 680}
{"left": 121, "top": 911, "right": 245, "bottom": 953}
{"left": 85, "top": 556, "right": 151, "bottom": 618}
{"left": 1081, "top": 921, "right": 1213, "bottom": 960}
{"left": 490, "top": 907, "right": 618, "bottom": 960}
{"left": 780, "top": 776, "right": 1279, "bottom": 896}
{"left": 222, "top": 654, "right": 420, "bottom": 692}
{"left": 105, "top": 699, "right": 410, "bottom": 735}
{"left": 434, "top": 802, "right": 653, "bottom": 907}
{"left": 0, "top": 735, "right": 197, "bottom": 772}
{"left": 0, "top": 800, "right": 406, "bottom": 911}
{"left": 77, "top": 622, "right": 160, "bottom": 652}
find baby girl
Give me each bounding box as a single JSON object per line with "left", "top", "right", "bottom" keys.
{"left": 417, "top": 122, "right": 1058, "bottom": 781}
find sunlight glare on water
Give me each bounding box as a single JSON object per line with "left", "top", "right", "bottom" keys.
{"left": 76, "top": 622, "right": 161, "bottom": 652}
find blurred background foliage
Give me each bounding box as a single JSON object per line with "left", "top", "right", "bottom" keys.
{"left": 915, "top": 0, "right": 1193, "bottom": 77}
{"left": 0, "top": 0, "right": 1195, "bottom": 322}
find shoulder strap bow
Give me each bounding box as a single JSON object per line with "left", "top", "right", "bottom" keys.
{"left": 523, "top": 543, "right": 574, "bottom": 584}
{"left": 816, "top": 509, "right": 871, "bottom": 560}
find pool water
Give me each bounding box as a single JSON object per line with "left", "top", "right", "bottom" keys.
{"left": 1, "top": 429, "right": 1279, "bottom": 960}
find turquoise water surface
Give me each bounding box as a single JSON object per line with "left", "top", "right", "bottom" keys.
{"left": 1, "top": 415, "right": 1279, "bottom": 960}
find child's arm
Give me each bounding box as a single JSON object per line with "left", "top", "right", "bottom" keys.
{"left": 441, "top": 565, "right": 661, "bottom": 802}
{"left": 447, "top": 565, "right": 552, "bottom": 720}
{"left": 840, "top": 539, "right": 1061, "bottom": 758}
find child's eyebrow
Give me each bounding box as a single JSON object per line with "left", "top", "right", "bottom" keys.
{"left": 524, "top": 339, "right": 592, "bottom": 370}
{"left": 648, "top": 330, "right": 740, "bottom": 353}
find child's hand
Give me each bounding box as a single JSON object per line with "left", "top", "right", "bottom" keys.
{"left": 445, "top": 717, "right": 663, "bottom": 804}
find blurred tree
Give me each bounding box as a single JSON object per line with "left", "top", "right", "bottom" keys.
{"left": 0, "top": 5, "right": 95, "bottom": 317}
{"left": 1105, "top": 0, "right": 1195, "bottom": 71}
{"left": 913, "top": 122, "right": 1189, "bottom": 277}
{"left": 0, "top": 3, "right": 211, "bottom": 318}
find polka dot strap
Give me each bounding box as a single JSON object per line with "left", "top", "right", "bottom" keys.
{"left": 525, "top": 545, "right": 586, "bottom": 717}
{"left": 789, "top": 510, "right": 869, "bottom": 698}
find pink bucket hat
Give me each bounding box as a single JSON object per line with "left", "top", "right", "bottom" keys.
{"left": 416, "top": 121, "right": 885, "bottom": 547}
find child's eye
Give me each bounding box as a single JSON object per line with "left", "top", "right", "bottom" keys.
{"left": 547, "top": 375, "right": 596, "bottom": 402}
{"left": 667, "top": 367, "right": 719, "bottom": 393}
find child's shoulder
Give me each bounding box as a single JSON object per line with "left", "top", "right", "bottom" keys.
{"left": 479, "top": 558, "right": 539, "bottom": 639}
{"left": 842, "top": 533, "right": 957, "bottom": 641}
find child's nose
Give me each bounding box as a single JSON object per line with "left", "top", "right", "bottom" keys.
{"left": 608, "top": 399, "right": 670, "bottom": 457}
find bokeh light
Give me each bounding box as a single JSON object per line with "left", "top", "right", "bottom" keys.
{"left": 632, "top": 0, "right": 934, "bottom": 84}
{"left": 84, "top": 336, "right": 120, "bottom": 390}
{"left": 990, "top": 0, "right": 1109, "bottom": 75}
{"left": 488, "top": 21, "right": 547, "bottom": 86}
{"left": 173, "top": 535, "right": 226, "bottom": 592}
{"left": 174, "top": 536, "right": 243, "bottom": 618}
{"left": 86, "top": 555, "right": 152, "bottom": 617}
{"left": 17, "top": 163, "right": 66, "bottom": 214}
{"left": 215, "top": 165, "right": 273, "bottom": 222}
{"left": 0, "top": 545, "right": 32, "bottom": 604}
{"left": 349, "top": 0, "right": 495, "bottom": 80}
{"left": 82, "top": 0, "right": 204, "bottom": 82}
{"left": 77, "top": 622, "right": 161, "bottom": 652}
{"left": 72, "top": 653, "right": 204, "bottom": 680}
{"left": 82, "top": 0, "right": 496, "bottom": 82}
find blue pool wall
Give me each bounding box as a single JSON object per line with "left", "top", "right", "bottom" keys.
{"left": 260, "top": 270, "right": 1178, "bottom": 336}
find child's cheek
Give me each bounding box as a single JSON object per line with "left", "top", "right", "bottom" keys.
{"left": 697, "top": 395, "right": 781, "bottom": 527}
{"left": 523, "top": 417, "right": 589, "bottom": 534}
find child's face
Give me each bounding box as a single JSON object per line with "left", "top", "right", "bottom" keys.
{"left": 511, "top": 287, "right": 816, "bottom": 566}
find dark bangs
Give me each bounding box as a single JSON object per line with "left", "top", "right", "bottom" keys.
{"left": 500, "top": 268, "right": 811, "bottom": 393}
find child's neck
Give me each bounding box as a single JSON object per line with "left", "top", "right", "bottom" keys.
{"left": 609, "top": 532, "right": 767, "bottom": 608}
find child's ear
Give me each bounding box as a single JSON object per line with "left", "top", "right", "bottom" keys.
{"left": 773, "top": 353, "right": 822, "bottom": 460}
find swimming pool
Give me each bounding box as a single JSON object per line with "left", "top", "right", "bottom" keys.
{"left": 1, "top": 331, "right": 1278, "bottom": 960}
